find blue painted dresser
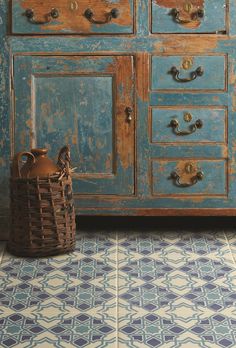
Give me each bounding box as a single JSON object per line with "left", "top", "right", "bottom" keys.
{"left": 1, "top": 0, "right": 236, "bottom": 235}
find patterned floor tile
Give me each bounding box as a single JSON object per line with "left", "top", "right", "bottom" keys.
{"left": 0, "top": 233, "right": 117, "bottom": 347}
{"left": 118, "top": 230, "right": 236, "bottom": 348}
{"left": 1, "top": 230, "right": 236, "bottom": 347}
{"left": 0, "top": 242, "right": 5, "bottom": 265}
{"left": 224, "top": 230, "right": 236, "bottom": 265}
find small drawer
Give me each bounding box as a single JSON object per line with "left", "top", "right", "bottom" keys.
{"left": 151, "top": 107, "right": 227, "bottom": 144}
{"left": 152, "top": 0, "right": 227, "bottom": 34}
{"left": 151, "top": 55, "right": 226, "bottom": 91}
{"left": 152, "top": 159, "right": 227, "bottom": 196}
{"left": 12, "top": 0, "right": 134, "bottom": 34}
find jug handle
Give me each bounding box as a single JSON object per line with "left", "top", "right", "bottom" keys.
{"left": 57, "top": 145, "right": 71, "bottom": 172}
{"left": 11, "top": 152, "right": 36, "bottom": 179}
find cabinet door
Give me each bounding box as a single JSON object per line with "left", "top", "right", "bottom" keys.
{"left": 13, "top": 55, "right": 135, "bottom": 195}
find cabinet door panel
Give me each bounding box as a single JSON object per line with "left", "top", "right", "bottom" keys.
{"left": 13, "top": 55, "right": 135, "bottom": 195}
{"left": 35, "top": 75, "right": 114, "bottom": 175}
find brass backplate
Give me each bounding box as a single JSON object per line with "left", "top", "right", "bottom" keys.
{"left": 184, "top": 112, "right": 193, "bottom": 122}
{"left": 182, "top": 57, "right": 194, "bottom": 70}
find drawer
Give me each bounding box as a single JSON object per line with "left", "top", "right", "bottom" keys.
{"left": 151, "top": 107, "right": 227, "bottom": 144}
{"left": 152, "top": 159, "right": 227, "bottom": 196}
{"left": 151, "top": 55, "right": 226, "bottom": 91}
{"left": 152, "top": 0, "right": 227, "bottom": 34}
{"left": 12, "top": 0, "right": 134, "bottom": 34}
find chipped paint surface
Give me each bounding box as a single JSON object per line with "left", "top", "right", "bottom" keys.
{"left": 229, "top": 56, "right": 236, "bottom": 112}
{"left": 152, "top": 55, "right": 226, "bottom": 90}
{"left": 154, "top": 0, "right": 204, "bottom": 29}
{"left": 152, "top": 0, "right": 226, "bottom": 33}
{"left": 0, "top": 0, "right": 10, "bottom": 237}
{"left": 13, "top": 55, "right": 135, "bottom": 195}
{"left": 152, "top": 159, "right": 227, "bottom": 197}
{"left": 155, "top": 0, "right": 204, "bottom": 6}
{"left": 12, "top": 0, "right": 134, "bottom": 34}
{"left": 153, "top": 36, "right": 219, "bottom": 54}
{"left": 151, "top": 107, "right": 227, "bottom": 144}
{"left": 2, "top": 0, "right": 236, "bottom": 226}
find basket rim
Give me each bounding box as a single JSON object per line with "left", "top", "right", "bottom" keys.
{"left": 10, "top": 172, "right": 72, "bottom": 182}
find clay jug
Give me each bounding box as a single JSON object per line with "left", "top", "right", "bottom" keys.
{"left": 12, "top": 148, "right": 60, "bottom": 179}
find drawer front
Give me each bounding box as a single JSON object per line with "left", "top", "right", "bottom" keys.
{"left": 152, "top": 56, "right": 226, "bottom": 91}
{"left": 12, "top": 0, "right": 134, "bottom": 34}
{"left": 152, "top": 0, "right": 226, "bottom": 34}
{"left": 152, "top": 160, "right": 227, "bottom": 196}
{"left": 151, "top": 107, "right": 227, "bottom": 144}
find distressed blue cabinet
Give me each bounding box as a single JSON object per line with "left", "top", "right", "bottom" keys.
{"left": 2, "top": 0, "right": 236, "bottom": 231}
{"left": 12, "top": 0, "right": 134, "bottom": 34}
{"left": 152, "top": 160, "right": 227, "bottom": 197}
{"left": 13, "top": 55, "right": 135, "bottom": 195}
{"left": 151, "top": 55, "right": 226, "bottom": 91}
{"left": 152, "top": 0, "right": 227, "bottom": 34}
{"left": 151, "top": 107, "right": 227, "bottom": 144}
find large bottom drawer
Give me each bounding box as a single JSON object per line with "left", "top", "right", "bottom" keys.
{"left": 152, "top": 159, "right": 227, "bottom": 197}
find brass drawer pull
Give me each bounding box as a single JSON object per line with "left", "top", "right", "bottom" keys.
{"left": 24, "top": 8, "right": 59, "bottom": 25}
{"left": 170, "top": 66, "right": 204, "bottom": 83}
{"left": 84, "top": 8, "right": 119, "bottom": 24}
{"left": 171, "top": 8, "right": 204, "bottom": 24}
{"left": 169, "top": 119, "right": 203, "bottom": 136}
{"left": 170, "top": 171, "right": 204, "bottom": 188}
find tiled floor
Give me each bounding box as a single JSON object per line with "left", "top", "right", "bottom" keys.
{"left": 1, "top": 229, "right": 236, "bottom": 347}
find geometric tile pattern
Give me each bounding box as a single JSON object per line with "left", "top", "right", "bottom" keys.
{"left": 118, "top": 230, "right": 236, "bottom": 348}
{"left": 1, "top": 230, "right": 236, "bottom": 347}
{"left": 0, "top": 234, "right": 117, "bottom": 347}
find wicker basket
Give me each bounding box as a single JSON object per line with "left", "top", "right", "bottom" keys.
{"left": 8, "top": 146, "right": 76, "bottom": 257}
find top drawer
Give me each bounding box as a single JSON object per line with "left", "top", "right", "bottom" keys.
{"left": 152, "top": 0, "right": 227, "bottom": 34}
{"left": 12, "top": 0, "right": 134, "bottom": 34}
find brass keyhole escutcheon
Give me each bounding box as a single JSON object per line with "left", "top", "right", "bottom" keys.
{"left": 70, "top": 1, "right": 79, "bottom": 11}
{"left": 184, "top": 112, "right": 192, "bottom": 122}
{"left": 185, "top": 163, "right": 195, "bottom": 174}
{"left": 182, "top": 57, "right": 194, "bottom": 70}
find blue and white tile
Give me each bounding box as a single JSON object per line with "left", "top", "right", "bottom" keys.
{"left": 0, "top": 242, "right": 5, "bottom": 264}
{"left": 0, "top": 233, "right": 117, "bottom": 347}
{"left": 118, "top": 230, "right": 236, "bottom": 348}
{"left": 1, "top": 229, "right": 236, "bottom": 347}
{"left": 223, "top": 230, "right": 236, "bottom": 265}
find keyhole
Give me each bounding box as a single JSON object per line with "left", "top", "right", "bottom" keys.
{"left": 70, "top": 0, "right": 79, "bottom": 11}
{"left": 185, "top": 163, "right": 195, "bottom": 174}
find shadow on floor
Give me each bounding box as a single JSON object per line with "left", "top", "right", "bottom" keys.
{"left": 76, "top": 216, "right": 236, "bottom": 231}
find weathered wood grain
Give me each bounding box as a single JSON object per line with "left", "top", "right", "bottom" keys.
{"left": 13, "top": 55, "right": 135, "bottom": 195}
{"left": 12, "top": 0, "right": 134, "bottom": 34}
{"left": 1, "top": 0, "right": 236, "bottom": 235}
{"left": 154, "top": 0, "right": 205, "bottom": 29}
{"left": 0, "top": 0, "right": 10, "bottom": 239}
{"left": 152, "top": 159, "right": 227, "bottom": 196}
{"left": 152, "top": 0, "right": 226, "bottom": 33}
{"left": 151, "top": 107, "right": 227, "bottom": 144}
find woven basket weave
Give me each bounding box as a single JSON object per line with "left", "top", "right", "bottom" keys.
{"left": 8, "top": 146, "right": 76, "bottom": 257}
